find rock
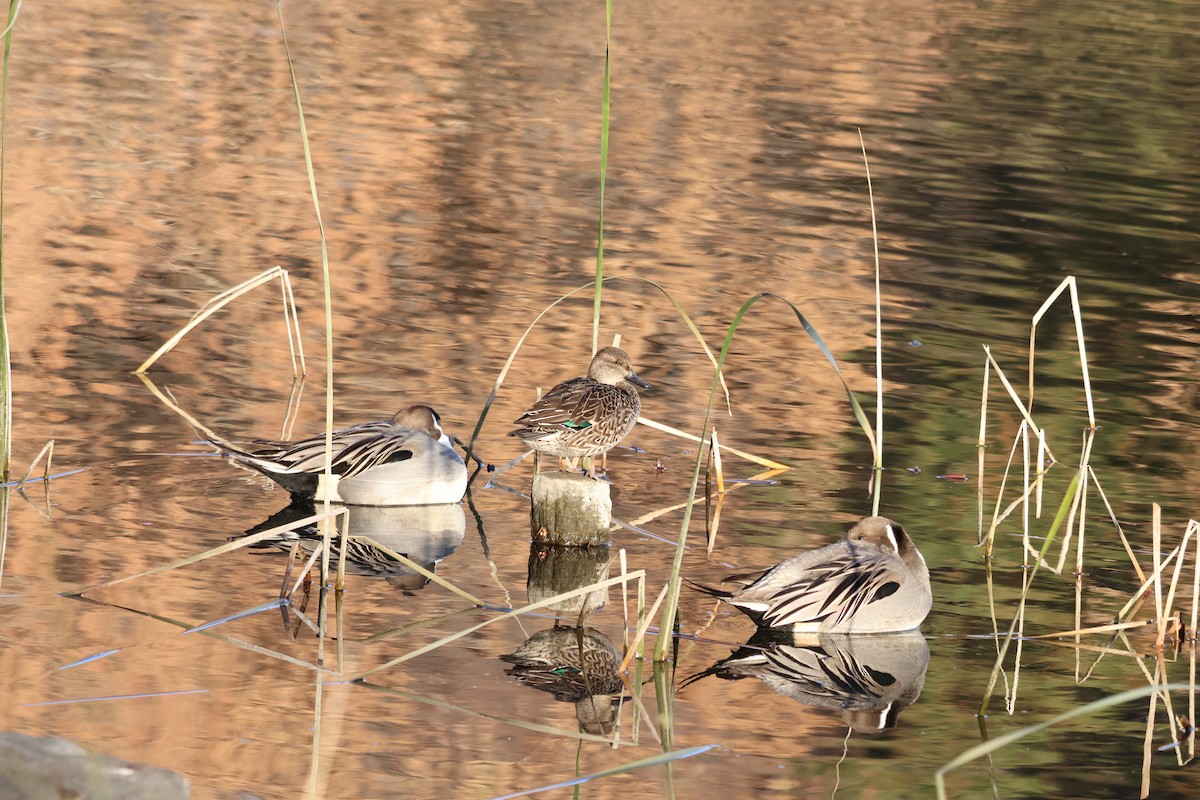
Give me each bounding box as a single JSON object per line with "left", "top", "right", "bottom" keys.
{"left": 0, "top": 731, "right": 189, "bottom": 800}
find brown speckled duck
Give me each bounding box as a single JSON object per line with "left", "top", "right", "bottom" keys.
{"left": 509, "top": 346, "right": 650, "bottom": 477}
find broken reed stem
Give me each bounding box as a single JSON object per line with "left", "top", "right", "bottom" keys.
{"left": 1089, "top": 465, "right": 1146, "bottom": 585}
{"left": 710, "top": 426, "right": 725, "bottom": 495}
{"left": 637, "top": 416, "right": 787, "bottom": 470}
{"left": 356, "top": 570, "right": 645, "bottom": 679}
{"left": 16, "top": 438, "right": 51, "bottom": 490}
{"left": 1028, "top": 276, "right": 1096, "bottom": 429}
{"left": 136, "top": 267, "right": 305, "bottom": 376}
{"left": 620, "top": 582, "right": 670, "bottom": 673}
{"left": 1153, "top": 505, "right": 1164, "bottom": 644}
{"left": 983, "top": 346, "right": 1056, "bottom": 464}
{"left": 1191, "top": 520, "right": 1200, "bottom": 641}
{"left": 1160, "top": 523, "right": 1195, "bottom": 649}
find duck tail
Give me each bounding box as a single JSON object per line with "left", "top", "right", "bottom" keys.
{"left": 682, "top": 576, "right": 734, "bottom": 601}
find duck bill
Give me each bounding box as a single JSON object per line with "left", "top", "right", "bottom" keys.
{"left": 627, "top": 373, "right": 651, "bottom": 390}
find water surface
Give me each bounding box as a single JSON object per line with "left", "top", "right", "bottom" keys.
{"left": 1, "top": 0, "right": 1198, "bottom": 798}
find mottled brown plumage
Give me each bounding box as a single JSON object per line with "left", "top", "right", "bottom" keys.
{"left": 509, "top": 346, "right": 650, "bottom": 476}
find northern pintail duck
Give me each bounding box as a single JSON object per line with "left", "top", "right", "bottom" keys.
{"left": 509, "top": 346, "right": 650, "bottom": 476}
{"left": 691, "top": 516, "right": 931, "bottom": 633}
{"left": 210, "top": 404, "right": 467, "bottom": 506}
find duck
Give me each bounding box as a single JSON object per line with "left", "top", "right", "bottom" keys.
{"left": 690, "top": 516, "right": 931, "bottom": 633}
{"left": 209, "top": 404, "right": 467, "bottom": 506}
{"left": 509, "top": 346, "right": 650, "bottom": 476}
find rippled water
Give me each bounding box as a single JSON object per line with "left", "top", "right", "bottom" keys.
{"left": 2, "top": 0, "right": 1198, "bottom": 798}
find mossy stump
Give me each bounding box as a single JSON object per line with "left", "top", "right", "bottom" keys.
{"left": 530, "top": 471, "right": 611, "bottom": 547}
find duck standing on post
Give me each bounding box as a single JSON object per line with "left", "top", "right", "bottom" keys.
{"left": 509, "top": 346, "right": 650, "bottom": 478}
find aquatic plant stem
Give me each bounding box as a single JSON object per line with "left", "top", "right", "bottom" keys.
{"left": 0, "top": 1, "right": 21, "bottom": 482}
{"left": 591, "top": 0, "right": 612, "bottom": 354}
{"left": 276, "top": 0, "right": 335, "bottom": 547}
{"left": 939, "top": 684, "right": 1194, "bottom": 800}
{"left": 859, "top": 131, "right": 884, "bottom": 515}
{"left": 653, "top": 292, "right": 879, "bottom": 661}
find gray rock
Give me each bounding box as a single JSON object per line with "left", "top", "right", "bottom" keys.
{"left": 0, "top": 732, "right": 189, "bottom": 800}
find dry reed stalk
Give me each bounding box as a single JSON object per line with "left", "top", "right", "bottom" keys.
{"left": 705, "top": 492, "right": 726, "bottom": 557}
{"left": 67, "top": 507, "right": 347, "bottom": 596}
{"left": 1021, "top": 422, "right": 1032, "bottom": 568}
{"left": 1114, "top": 543, "right": 1184, "bottom": 629}
{"left": 1088, "top": 465, "right": 1146, "bottom": 583}
{"left": 859, "top": 131, "right": 885, "bottom": 493}
{"left": 1153, "top": 505, "right": 1165, "bottom": 646}
{"left": 1191, "top": 519, "right": 1200, "bottom": 641}
{"left": 619, "top": 548, "right": 630, "bottom": 652}
{"left": 352, "top": 535, "right": 483, "bottom": 606}
{"left": 1160, "top": 523, "right": 1195, "bottom": 649}
{"left": 1141, "top": 673, "right": 1158, "bottom": 798}
{"left": 15, "top": 438, "right": 51, "bottom": 490}
{"left": 983, "top": 346, "right": 1056, "bottom": 463}
{"left": 136, "top": 267, "right": 305, "bottom": 376}
{"left": 1189, "top": 645, "right": 1196, "bottom": 760}
{"left": 620, "top": 582, "right": 670, "bottom": 673}
{"left": 1063, "top": 429, "right": 1097, "bottom": 576}
{"left": 637, "top": 416, "right": 788, "bottom": 470}
{"left": 710, "top": 426, "right": 725, "bottom": 495}
{"left": 287, "top": 543, "right": 326, "bottom": 600}
{"left": 982, "top": 424, "right": 1027, "bottom": 552}
{"left": 978, "top": 351, "right": 990, "bottom": 541}
{"left": 1027, "top": 276, "right": 1096, "bottom": 429}
{"left": 355, "top": 570, "right": 646, "bottom": 679}
{"left": 1024, "top": 619, "right": 1156, "bottom": 639}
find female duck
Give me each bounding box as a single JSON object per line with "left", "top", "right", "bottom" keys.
{"left": 692, "top": 516, "right": 931, "bottom": 633}
{"left": 211, "top": 404, "right": 467, "bottom": 506}
{"left": 509, "top": 346, "right": 650, "bottom": 476}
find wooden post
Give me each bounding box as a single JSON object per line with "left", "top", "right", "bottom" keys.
{"left": 530, "top": 472, "right": 612, "bottom": 547}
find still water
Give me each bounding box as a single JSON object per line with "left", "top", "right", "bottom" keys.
{"left": 1, "top": 0, "right": 1198, "bottom": 797}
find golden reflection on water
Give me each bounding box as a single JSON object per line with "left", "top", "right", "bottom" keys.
{"left": 1, "top": 0, "right": 1199, "bottom": 798}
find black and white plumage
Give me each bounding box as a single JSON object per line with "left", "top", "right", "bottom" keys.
{"left": 509, "top": 346, "right": 651, "bottom": 476}
{"left": 690, "top": 516, "right": 931, "bottom": 633}
{"left": 209, "top": 404, "right": 467, "bottom": 506}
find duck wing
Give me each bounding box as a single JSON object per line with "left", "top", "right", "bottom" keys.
{"left": 757, "top": 546, "right": 901, "bottom": 629}
{"left": 511, "top": 379, "right": 625, "bottom": 435}
{"left": 245, "top": 422, "right": 422, "bottom": 479}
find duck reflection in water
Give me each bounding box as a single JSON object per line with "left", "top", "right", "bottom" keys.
{"left": 682, "top": 629, "right": 929, "bottom": 733}
{"left": 502, "top": 626, "right": 625, "bottom": 736}
{"left": 236, "top": 500, "right": 466, "bottom": 592}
